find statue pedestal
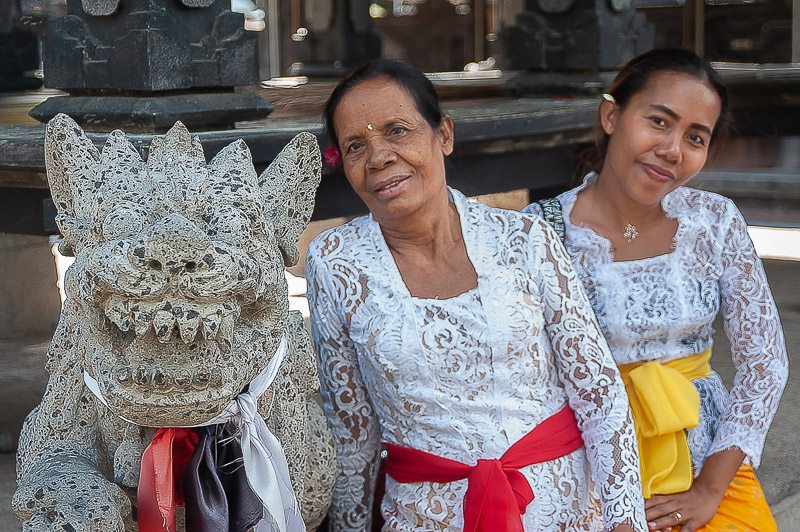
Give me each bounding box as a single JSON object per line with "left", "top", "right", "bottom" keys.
{"left": 30, "top": 91, "right": 274, "bottom": 131}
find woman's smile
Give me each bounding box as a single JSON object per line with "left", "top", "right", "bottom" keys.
{"left": 372, "top": 175, "right": 411, "bottom": 197}
{"left": 640, "top": 162, "right": 675, "bottom": 184}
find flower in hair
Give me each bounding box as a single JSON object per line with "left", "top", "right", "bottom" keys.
{"left": 322, "top": 145, "right": 342, "bottom": 167}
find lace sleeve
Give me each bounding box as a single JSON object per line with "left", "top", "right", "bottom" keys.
{"left": 707, "top": 203, "right": 788, "bottom": 467}
{"left": 530, "top": 218, "right": 647, "bottom": 531}
{"left": 306, "top": 239, "right": 381, "bottom": 532}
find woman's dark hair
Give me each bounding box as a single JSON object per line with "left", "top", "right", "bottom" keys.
{"left": 324, "top": 59, "right": 444, "bottom": 148}
{"left": 579, "top": 48, "right": 732, "bottom": 178}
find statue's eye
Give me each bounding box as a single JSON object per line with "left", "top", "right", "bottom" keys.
{"left": 101, "top": 203, "right": 147, "bottom": 240}
{"left": 207, "top": 205, "right": 253, "bottom": 248}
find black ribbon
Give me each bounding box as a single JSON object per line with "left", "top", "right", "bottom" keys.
{"left": 183, "top": 425, "right": 264, "bottom": 532}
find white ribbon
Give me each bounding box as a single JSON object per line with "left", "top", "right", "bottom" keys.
{"left": 83, "top": 334, "right": 305, "bottom": 532}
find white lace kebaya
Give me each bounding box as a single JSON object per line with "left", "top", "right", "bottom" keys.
{"left": 307, "top": 188, "right": 647, "bottom": 532}
{"left": 523, "top": 173, "right": 788, "bottom": 474}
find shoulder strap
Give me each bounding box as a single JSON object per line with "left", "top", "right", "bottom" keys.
{"left": 535, "top": 198, "right": 566, "bottom": 244}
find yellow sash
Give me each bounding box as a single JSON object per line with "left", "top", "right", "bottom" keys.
{"left": 618, "top": 348, "right": 712, "bottom": 499}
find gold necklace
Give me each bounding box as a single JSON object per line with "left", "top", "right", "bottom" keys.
{"left": 623, "top": 223, "right": 639, "bottom": 243}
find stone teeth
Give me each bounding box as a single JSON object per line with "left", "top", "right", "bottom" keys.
{"left": 153, "top": 310, "right": 176, "bottom": 343}
{"left": 131, "top": 308, "right": 154, "bottom": 337}
{"left": 110, "top": 311, "right": 132, "bottom": 332}
{"left": 194, "top": 370, "right": 211, "bottom": 389}
{"left": 113, "top": 365, "right": 222, "bottom": 391}
{"left": 174, "top": 368, "right": 191, "bottom": 387}
{"left": 133, "top": 365, "right": 150, "bottom": 385}
{"left": 176, "top": 308, "right": 201, "bottom": 343}
{"left": 105, "top": 295, "right": 132, "bottom": 332}
{"left": 115, "top": 366, "right": 132, "bottom": 383}
{"left": 152, "top": 368, "right": 172, "bottom": 388}
{"left": 104, "top": 297, "right": 239, "bottom": 347}
{"left": 217, "top": 314, "right": 235, "bottom": 354}
{"left": 210, "top": 368, "right": 223, "bottom": 388}
{"left": 201, "top": 311, "right": 221, "bottom": 341}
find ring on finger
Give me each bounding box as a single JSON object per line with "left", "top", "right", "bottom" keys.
{"left": 674, "top": 510, "right": 683, "bottom": 524}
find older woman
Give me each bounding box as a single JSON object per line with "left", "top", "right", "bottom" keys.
{"left": 307, "top": 59, "right": 646, "bottom": 532}
{"left": 525, "top": 49, "right": 788, "bottom": 532}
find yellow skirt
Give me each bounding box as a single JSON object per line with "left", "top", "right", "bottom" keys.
{"left": 689, "top": 465, "right": 776, "bottom": 532}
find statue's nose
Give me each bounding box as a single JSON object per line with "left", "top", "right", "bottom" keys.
{"left": 139, "top": 214, "right": 214, "bottom": 275}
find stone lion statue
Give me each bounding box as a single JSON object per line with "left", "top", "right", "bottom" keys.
{"left": 13, "top": 114, "right": 336, "bottom": 531}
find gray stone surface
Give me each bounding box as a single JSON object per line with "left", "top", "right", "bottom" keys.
{"left": 10, "top": 115, "right": 335, "bottom": 531}
{"left": 504, "top": 1, "right": 653, "bottom": 70}
{"left": 32, "top": 0, "right": 267, "bottom": 130}
{"left": 80, "top": 0, "right": 119, "bottom": 16}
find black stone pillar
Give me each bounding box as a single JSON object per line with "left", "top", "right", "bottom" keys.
{"left": 29, "top": 0, "right": 273, "bottom": 130}
{"left": 504, "top": 0, "right": 654, "bottom": 71}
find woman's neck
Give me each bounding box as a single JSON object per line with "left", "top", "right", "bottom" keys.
{"left": 378, "top": 188, "right": 462, "bottom": 261}
{"left": 576, "top": 170, "right": 679, "bottom": 261}
{"left": 377, "top": 186, "right": 477, "bottom": 299}
{"left": 590, "top": 170, "right": 665, "bottom": 228}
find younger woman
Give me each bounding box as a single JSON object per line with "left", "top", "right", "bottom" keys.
{"left": 525, "top": 48, "right": 788, "bottom": 532}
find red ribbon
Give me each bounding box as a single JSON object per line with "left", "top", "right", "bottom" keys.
{"left": 138, "top": 428, "right": 199, "bottom": 532}
{"left": 384, "top": 406, "right": 584, "bottom": 532}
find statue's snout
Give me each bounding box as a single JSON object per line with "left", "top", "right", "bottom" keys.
{"left": 133, "top": 214, "right": 215, "bottom": 278}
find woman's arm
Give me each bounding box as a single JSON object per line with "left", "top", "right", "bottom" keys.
{"left": 532, "top": 218, "right": 647, "bottom": 532}
{"left": 646, "top": 201, "right": 788, "bottom": 531}
{"left": 307, "top": 241, "right": 381, "bottom": 532}
{"left": 710, "top": 201, "right": 788, "bottom": 465}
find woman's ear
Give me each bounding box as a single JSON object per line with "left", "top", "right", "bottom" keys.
{"left": 438, "top": 115, "right": 455, "bottom": 156}
{"left": 599, "top": 99, "right": 619, "bottom": 136}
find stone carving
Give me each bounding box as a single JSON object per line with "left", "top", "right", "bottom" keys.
{"left": 504, "top": 0, "right": 653, "bottom": 71}
{"left": 29, "top": 0, "right": 271, "bottom": 129}
{"left": 13, "top": 114, "right": 336, "bottom": 531}
{"left": 39, "top": 0, "right": 258, "bottom": 91}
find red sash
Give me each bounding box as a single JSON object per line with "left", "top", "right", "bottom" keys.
{"left": 384, "top": 405, "right": 583, "bottom": 532}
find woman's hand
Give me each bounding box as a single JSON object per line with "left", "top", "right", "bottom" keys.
{"left": 645, "top": 448, "right": 745, "bottom": 531}
{"left": 644, "top": 482, "right": 722, "bottom": 531}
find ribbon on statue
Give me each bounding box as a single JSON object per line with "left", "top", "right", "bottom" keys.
{"left": 184, "top": 425, "right": 264, "bottom": 532}
{"left": 137, "top": 428, "right": 199, "bottom": 531}
{"left": 83, "top": 334, "right": 305, "bottom": 532}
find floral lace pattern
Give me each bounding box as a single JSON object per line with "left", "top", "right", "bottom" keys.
{"left": 307, "top": 188, "right": 646, "bottom": 531}
{"left": 523, "top": 174, "right": 788, "bottom": 472}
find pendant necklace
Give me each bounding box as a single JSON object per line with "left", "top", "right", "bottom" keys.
{"left": 623, "top": 223, "right": 639, "bottom": 243}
